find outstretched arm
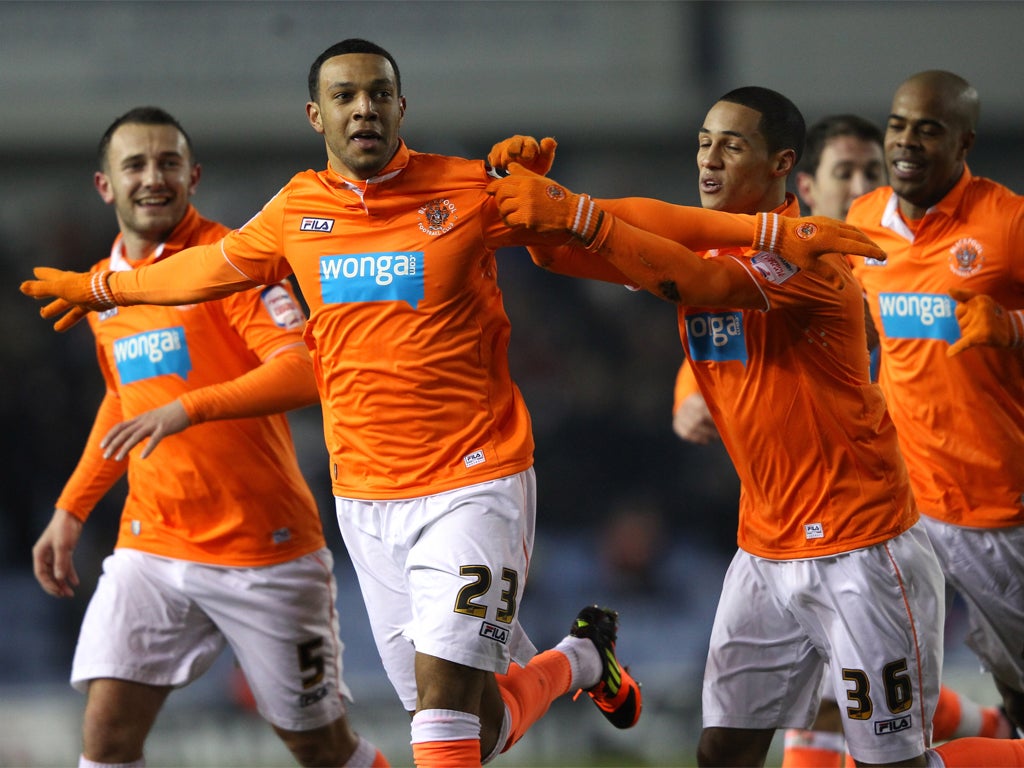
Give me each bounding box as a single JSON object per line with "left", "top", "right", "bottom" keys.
{"left": 21, "top": 243, "right": 258, "bottom": 331}
{"left": 486, "top": 165, "right": 884, "bottom": 306}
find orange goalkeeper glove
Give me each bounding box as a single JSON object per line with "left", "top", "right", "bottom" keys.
{"left": 947, "top": 288, "right": 1024, "bottom": 355}
{"left": 20, "top": 267, "right": 116, "bottom": 331}
{"left": 487, "top": 135, "right": 557, "bottom": 177}
{"left": 486, "top": 163, "right": 603, "bottom": 245}
{"left": 753, "top": 213, "right": 886, "bottom": 276}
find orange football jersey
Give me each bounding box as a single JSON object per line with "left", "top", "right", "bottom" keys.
{"left": 57, "top": 206, "right": 325, "bottom": 566}
{"left": 848, "top": 167, "right": 1024, "bottom": 528}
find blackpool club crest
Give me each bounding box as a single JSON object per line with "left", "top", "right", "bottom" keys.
{"left": 948, "top": 237, "right": 984, "bottom": 276}
{"left": 418, "top": 198, "right": 457, "bottom": 235}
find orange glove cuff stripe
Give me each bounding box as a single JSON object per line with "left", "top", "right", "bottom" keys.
{"left": 572, "top": 195, "right": 596, "bottom": 241}
{"left": 755, "top": 212, "right": 780, "bottom": 253}
{"left": 90, "top": 270, "right": 114, "bottom": 309}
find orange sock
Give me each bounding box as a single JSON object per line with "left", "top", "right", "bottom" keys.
{"left": 370, "top": 748, "right": 390, "bottom": 767}
{"left": 412, "top": 739, "right": 481, "bottom": 768}
{"left": 933, "top": 685, "right": 968, "bottom": 740}
{"left": 780, "top": 728, "right": 845, "bottom": 768}
{"left": 933, "top": 685, "right": 1012, "bottom": 740}
{"left": 931, "top": 737, "right": 1024, "bottom": 766}
{"left": 844, "top": 752, "right": 855, "bottom": 768}
{"left": 980, "top": 707, "right": 1015, "bottom": 739}
{"left": 495, "top": 649, "right": 572, "bottom": 752}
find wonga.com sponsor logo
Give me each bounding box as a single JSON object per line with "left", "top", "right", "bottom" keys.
{"left": 113, "top": 326, "right": 192, "bottom": 384}
{"left": 877, "top": 292, "right": 960, "bottom": 343}
{"left": 320, "top": 252, "right": 425, "bottom": 307}
{"left": 685, "top": 311, "right": 746, "bottom": 363}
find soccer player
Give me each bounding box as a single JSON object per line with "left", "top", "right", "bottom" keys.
{"left": 785, "top": 112, "right": 1015, "bottom": 766}
{"left": 30, "top": 107, "right": 387, "bottom": 768}
{"left": 672, "top": 112, "right": 886, "bottom": 447}
{"left": 847, "top": 70, "right": 1024, "bottom": 752}
{"left": 21, "top": 41, "right": 644, "bottom": 768}
{"left": 485, "top": 87, "right": 1024, "bottom": 766}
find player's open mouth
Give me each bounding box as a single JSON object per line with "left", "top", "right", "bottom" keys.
{"left": 136, "top": 196, "right": 172, "bottom": 207}
{"left": 701, "top": 177, "right": 722, "bottom": 192}
{"left": 891, "top": 159, "right": 924, "bottom": 179}
{"left": 351, "top": 131, "right": 382, "bottom": 149}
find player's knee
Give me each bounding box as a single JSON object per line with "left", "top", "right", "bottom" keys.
{"left": 82, "top": 718, "right": 146, "bottom": 764}
{"left": 82, "top": 704, "right": 148, "bottom": 761}
{"left": 276, "top": 717, "right": 358, "bottom": 767}
{"left": 697, "top": 726, "right": 774, "bottom": 767}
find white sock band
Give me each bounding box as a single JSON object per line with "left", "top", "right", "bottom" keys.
{"left": 79, "top": 757, "right": 145, "bottom": 768}
{"left": 555, "top": 634, "right": 601, "bottom": 690}
{"left": 342, "top": 735, "right": 380, "bottom": 767}
{"left": 410, "top": 708, "right": 480, "bottom": 744}
{"left": 782, "top": 727, "right": 845, "bottom": 752}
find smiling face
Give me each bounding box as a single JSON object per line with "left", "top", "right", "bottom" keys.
{"left": 885, "top": 78, "right": 974, "bottom": 219}
{"left": 94, "top": 122, "right": 199, "bottom": 258}
{"left": 306, "top": 52, "right": 406, "bottom": 180}
{"left": 697, "top": 100, "right": 792, "bottom": 214}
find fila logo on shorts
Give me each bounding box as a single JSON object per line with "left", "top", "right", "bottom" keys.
{"left": 480, "top": 622, "right": 510, "bottom": 644}
{"left": 875, "top": 714, "right": 912, "bottom": 735}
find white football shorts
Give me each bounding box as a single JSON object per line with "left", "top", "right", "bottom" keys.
{"left": 336, "top": 469, "right": 539, "bottom": 711}
{"left": 920, "top": 515, "right": 1024, "bottom": 691}
{"left": 702, "top": 522, "right": 944, "bottom": 764}
{"left": 71, "top": 547, "right": 350, "bottom": 732}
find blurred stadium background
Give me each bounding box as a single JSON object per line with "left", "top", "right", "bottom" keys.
{"left": 2, "top": 2, "right": 1021, "bottom": 765}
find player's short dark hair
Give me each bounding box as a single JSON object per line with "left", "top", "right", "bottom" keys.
{"left": 718, "top": 86, "right": 806, "bottom": 165}
{"left": 308, "top": 38, "right": 402, "bottom": 102}
{"left": 798, "top": 114, "right": 883, "bottom": 176}
{"left": 97, "top": 106, "right": 194, "bottom": 170}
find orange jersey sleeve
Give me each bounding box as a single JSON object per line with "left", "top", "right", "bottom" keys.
{"left": 596, "top": 196, "right": 759, "bottom": 252}
{"left": 525, "top": 198, "right": 761, "bottom": 287}
{"left": 848, "top": 168, "right": 1024, "bottom": 528}
{"left": 180, "top": 346, "right": 317, "bottom": 424}
{"left": 55, "top": 390, "right": 128, "bottom": 521}
{"left": 79, "top": 206, "right": 325, "bottom": 566}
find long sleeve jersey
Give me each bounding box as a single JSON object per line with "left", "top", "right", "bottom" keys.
{"left": 108, "top": 144, "right": 575, "bottom": 499}
{"left": 550, "top": 194, "right": 917, "bottom": 559}
{"left": 848, "top": 167, "right": 1024, "bottom": 528}
{"left": 57, "top": 206, "right": 325, "bottom": 566}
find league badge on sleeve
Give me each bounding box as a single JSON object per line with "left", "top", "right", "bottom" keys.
{"left": 750, "top": 251, "right": 799, "bottom": 284}
{"left": 261, "top": 284, "right": 306, "bottom": 329}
